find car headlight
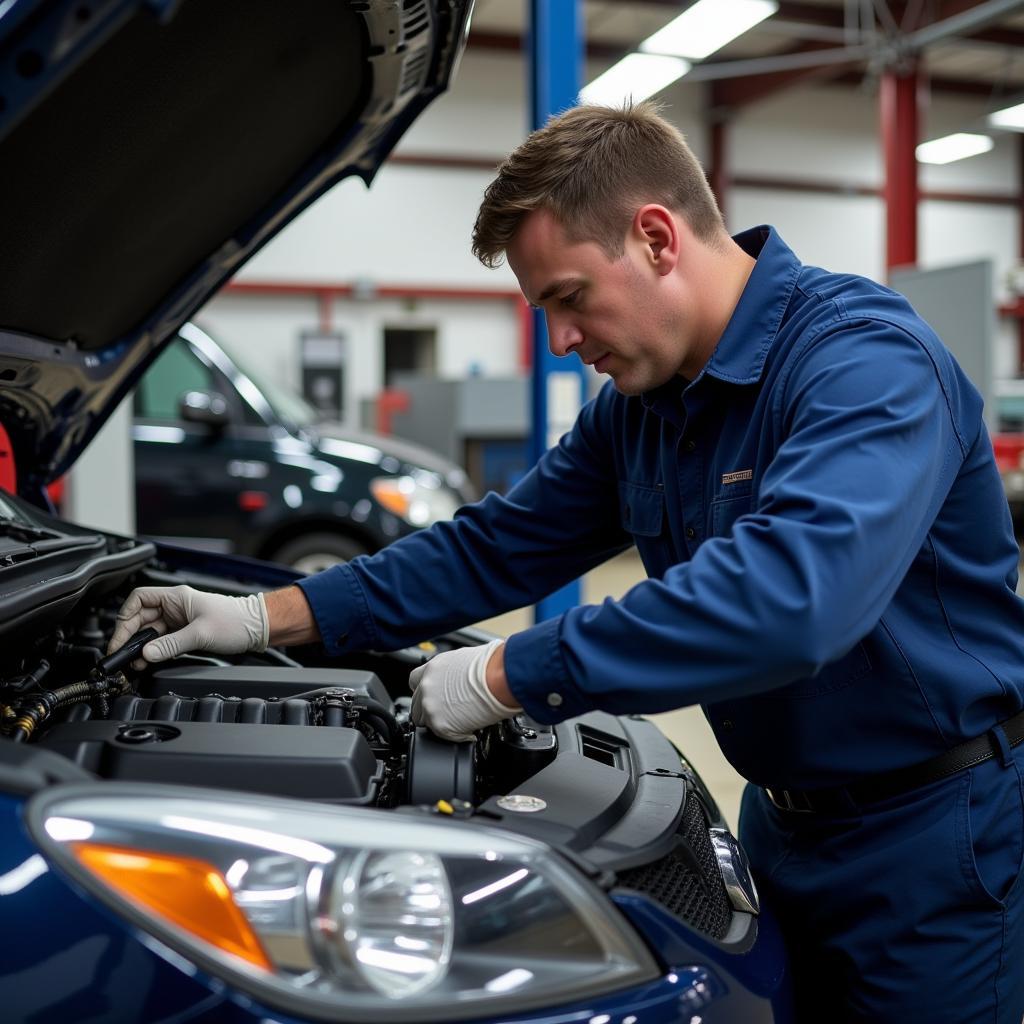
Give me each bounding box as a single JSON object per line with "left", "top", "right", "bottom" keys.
{"left": 370, "top": 472, "right": 460, "bottom": 527}
{"left": 31, "top": 786, "right": 659, "bottom": 1021}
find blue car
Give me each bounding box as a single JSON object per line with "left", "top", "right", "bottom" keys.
{"left": 0, "top": 1, "right": 791, "bottom": 1021}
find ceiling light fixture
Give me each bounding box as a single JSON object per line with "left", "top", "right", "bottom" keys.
{"left": 580, "top": 53, "right": 690, "bottom": 107}
{"left": 915, "top": 133, "right": 994, "bottom": 165}
{"left": 640, "top": 0, "right": 779, "bottom": 60}
{"left": 989, "top": 100, "right": 1024, "bottom": 131}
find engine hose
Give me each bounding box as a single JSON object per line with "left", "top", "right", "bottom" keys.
{"left": 55, "top": 641, "right": 104, "bottom": 667}
{"left": 286, "top": 689, "right": 405, "bottom": 748}
{"left": 354, "top": 697, "right": 403, "bottom": 749}
{"left": 10, "top": 700, "right": 48, "bottom": 743}
{"left": 4, "top": 659, "right": 51, "bottom": 695}
{"left": 358, "top": 710, "right": 401, "bottom": 749}
{"left": 8, "top": 673, "right": 130, "bottom": 743}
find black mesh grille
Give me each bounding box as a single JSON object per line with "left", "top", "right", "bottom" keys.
{"left": 616, "top": 796, "right": 732, "bottom": 940}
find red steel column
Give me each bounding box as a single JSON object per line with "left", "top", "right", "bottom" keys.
{"left": 318, "top": 291, "right": 333, "bottom": 334}
{"left": 880, "top": 62, "right": 920, "bottom": 273}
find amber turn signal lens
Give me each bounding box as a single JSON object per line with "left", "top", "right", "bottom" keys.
{"left": 71, "top": 843, "right": 271, "bottom": 970}
{"left": 369, "top": 478, "right": 411, "bottom": 517}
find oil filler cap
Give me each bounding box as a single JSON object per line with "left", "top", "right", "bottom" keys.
{"left": 117, "top": 724, "right": 179, "bottom": 744}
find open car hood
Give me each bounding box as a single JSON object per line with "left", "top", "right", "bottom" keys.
{"left": 0, "top": 0, "right": 472, "bottom": 501}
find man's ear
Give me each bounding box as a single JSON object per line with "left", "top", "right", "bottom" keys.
{"left": 633, "top": 205, "right": 680, "bottom": 276}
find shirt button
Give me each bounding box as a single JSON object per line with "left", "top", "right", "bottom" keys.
{"left": 338, "top": 633, "right": 349, "bottom": 645}
{"left": 547, "top": 692, "right": 563, "bottom": 708}
{"left": 685, "top": 439, "right": 696, "bottom": 452}
{"left": 686, "top": 527, "right": 696, "bottom": 539}
{"left": 721, "top": 719, "right": 734, "bottom": 731}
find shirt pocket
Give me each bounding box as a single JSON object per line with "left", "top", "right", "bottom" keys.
{"left": 710, "top": 485, "right": 753, "bottom": 538}
{"left": 618, "top": 480, "right": 664, "bottom": 537}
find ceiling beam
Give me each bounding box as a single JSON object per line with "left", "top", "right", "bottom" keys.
{"left": 467, "top": 1, "right": 1024, "bottom": 107}
{"left": 831, "top": 69, "right": 1001, "bottom": 95}
{"left": 467, "top": 29, "right": 623, "bottom": 61}
{"left": 906, "top": 0, "right": 1024, "bottom": 47}
{"left": 709, "top": 41, "right": 862, "bottom": 109}
{"left": 604, "top": 0, "right": 1020, "bottom": 44}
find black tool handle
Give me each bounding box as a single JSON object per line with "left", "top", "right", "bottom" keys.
{"left": 97, "top": 627, "right": 160, "bottom": 675}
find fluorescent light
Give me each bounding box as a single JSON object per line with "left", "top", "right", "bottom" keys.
{"left": 580, "top": 53, "right": 690, "bottom": 107}
{"left": 990, "top": 101, "right": 1024, "bottom": 131}
{"left": 641, "top": 0, "right": 778, "bottom": 60}
{"left": 915, "top": 133, "right": 994, "bottom": 165}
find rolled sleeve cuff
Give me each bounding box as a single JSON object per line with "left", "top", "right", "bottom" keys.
{"left": 504, "top": 615, "right": 591, "bottom": 724}
{"left": 296, "top": 562, "right": 379, "bottom": 655}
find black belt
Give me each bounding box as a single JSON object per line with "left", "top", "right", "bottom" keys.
{"left": 764, "top": 708, "right": 1024, "bottom": 815}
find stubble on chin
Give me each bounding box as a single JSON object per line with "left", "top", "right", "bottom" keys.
{"left": 608, "top": 371, "right": 645, "bottom": 397}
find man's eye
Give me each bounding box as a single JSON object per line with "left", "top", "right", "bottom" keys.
{"left": 561, "top": 290, "right": 581, "bottom": 307}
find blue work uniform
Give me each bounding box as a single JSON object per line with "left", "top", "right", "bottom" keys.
{"left": 299, "top": 226, "right": 1024, "bottom": 1021}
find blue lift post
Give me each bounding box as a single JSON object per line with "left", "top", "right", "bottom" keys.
{"left": 529, "top": 0, "right": 588, "bottom": 624}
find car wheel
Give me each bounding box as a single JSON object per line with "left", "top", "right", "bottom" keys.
{"left": 271, "top": 533, "right": 371, "bottom": 574}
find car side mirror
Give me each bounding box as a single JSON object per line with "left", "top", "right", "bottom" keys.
{"left": 178, "top": 390, "right": 230, "bottom": 429}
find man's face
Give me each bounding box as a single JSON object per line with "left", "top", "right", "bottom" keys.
{"left": 506, "top": 207, "right": 703, "bottom": 395}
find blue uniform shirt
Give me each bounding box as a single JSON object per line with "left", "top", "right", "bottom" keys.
{"left": 299, "top": 226, "right": 1024, "bottom": 790}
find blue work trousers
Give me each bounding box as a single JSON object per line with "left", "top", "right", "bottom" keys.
{"left": 739, "top": 744, "right": 1024, "bottom": 1022}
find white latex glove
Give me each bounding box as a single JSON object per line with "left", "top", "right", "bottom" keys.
{"left": 409, "top": 639, "right": 520, "bottom": 742}
{"left": 108, "top": 585, "right": 270, "bottom": 665}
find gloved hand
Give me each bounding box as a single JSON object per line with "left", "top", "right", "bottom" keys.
{"left": 409, "top": 639, "right": 520, "bottom": 742}
{"left": 108, "top": 585, "right": 269, "bottom": 665}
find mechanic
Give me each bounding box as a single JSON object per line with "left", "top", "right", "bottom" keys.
{"left": 110, "top": 102, "right": 1024, "bottom": 1022}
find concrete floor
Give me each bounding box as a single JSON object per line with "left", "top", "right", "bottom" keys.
{"left": 475, "top": 549, "right": 747, "bottom": 831}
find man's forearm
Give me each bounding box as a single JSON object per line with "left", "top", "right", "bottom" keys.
{"left": 485, "top": 641, "right": 516, "bottom": 707}
{"left": 265, "top": 585, "right": 321, "bottom": 646}
{"left": 268, "top": 582, "right": 517, "bottom": 710}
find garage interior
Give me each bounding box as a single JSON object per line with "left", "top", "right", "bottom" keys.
{"left": 60, "top": 0, "right": 1024, "bottom": 829}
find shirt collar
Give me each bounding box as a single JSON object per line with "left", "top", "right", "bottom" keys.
{"left": 641, "top": 224, "right": 801, "bottom": 414}
{"left": 704, "top": 225, "right": 801, "bottom": 386}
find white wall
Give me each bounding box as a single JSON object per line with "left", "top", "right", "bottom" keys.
{"left": 726, "top": 83, "right": 1017, "bottom": 277}
{"left": 198, "top": 290, "right": 520, "bottom": 426}
{"left": 237, "top": 165, "right": 515, "bottom": 289}
{"left": 727, "top": 84, "right": 882, "bottom": 186}
{"left": 66, "top": 396, "right": 135, "bottom": 534}
{"left": 193, "top": 53, "right": 1022, "bottom": 420}
{"left": 721, "top": 82, "right": 1020, "bottom": 381}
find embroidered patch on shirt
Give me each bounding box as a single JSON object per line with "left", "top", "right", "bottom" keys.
{"left": 721, "top": 469, "right": 753, "bottom": 485}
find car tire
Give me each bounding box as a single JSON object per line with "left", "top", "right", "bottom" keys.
{"left": 271, "top": 533, "right": 371, "bottom": 574}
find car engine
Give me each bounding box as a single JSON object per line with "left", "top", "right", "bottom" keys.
{"left": 0, "top": 588, "right": 562, "bottom": 814}
{"left": 0, "top": 502, "right": 757, "bottom": 952}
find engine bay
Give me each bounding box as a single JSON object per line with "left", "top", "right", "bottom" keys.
{"left": 0, "top": 491, "right": 755, "bottom": 948}
{"left": 0, "top": 587, "right": 561, "bottom": 813}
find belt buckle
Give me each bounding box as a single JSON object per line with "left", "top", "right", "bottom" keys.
{"left": 765, "top": 787, "right": 813, "bottom": 814}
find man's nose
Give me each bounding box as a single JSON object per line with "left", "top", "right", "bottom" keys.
{"left": 547, "top": 314, "right": 583, "bottom": 358}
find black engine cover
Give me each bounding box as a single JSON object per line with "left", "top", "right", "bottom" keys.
{"left": 37, "top": 719, "right": 383, "bottom": 803}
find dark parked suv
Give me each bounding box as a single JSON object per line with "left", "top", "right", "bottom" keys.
{"left": 134, "top": 322, "right": 475, "bottom": 571}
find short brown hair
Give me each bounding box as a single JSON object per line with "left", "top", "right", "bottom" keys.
{"left": 472, "top": 101, "right": 725, "bottom": 268}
